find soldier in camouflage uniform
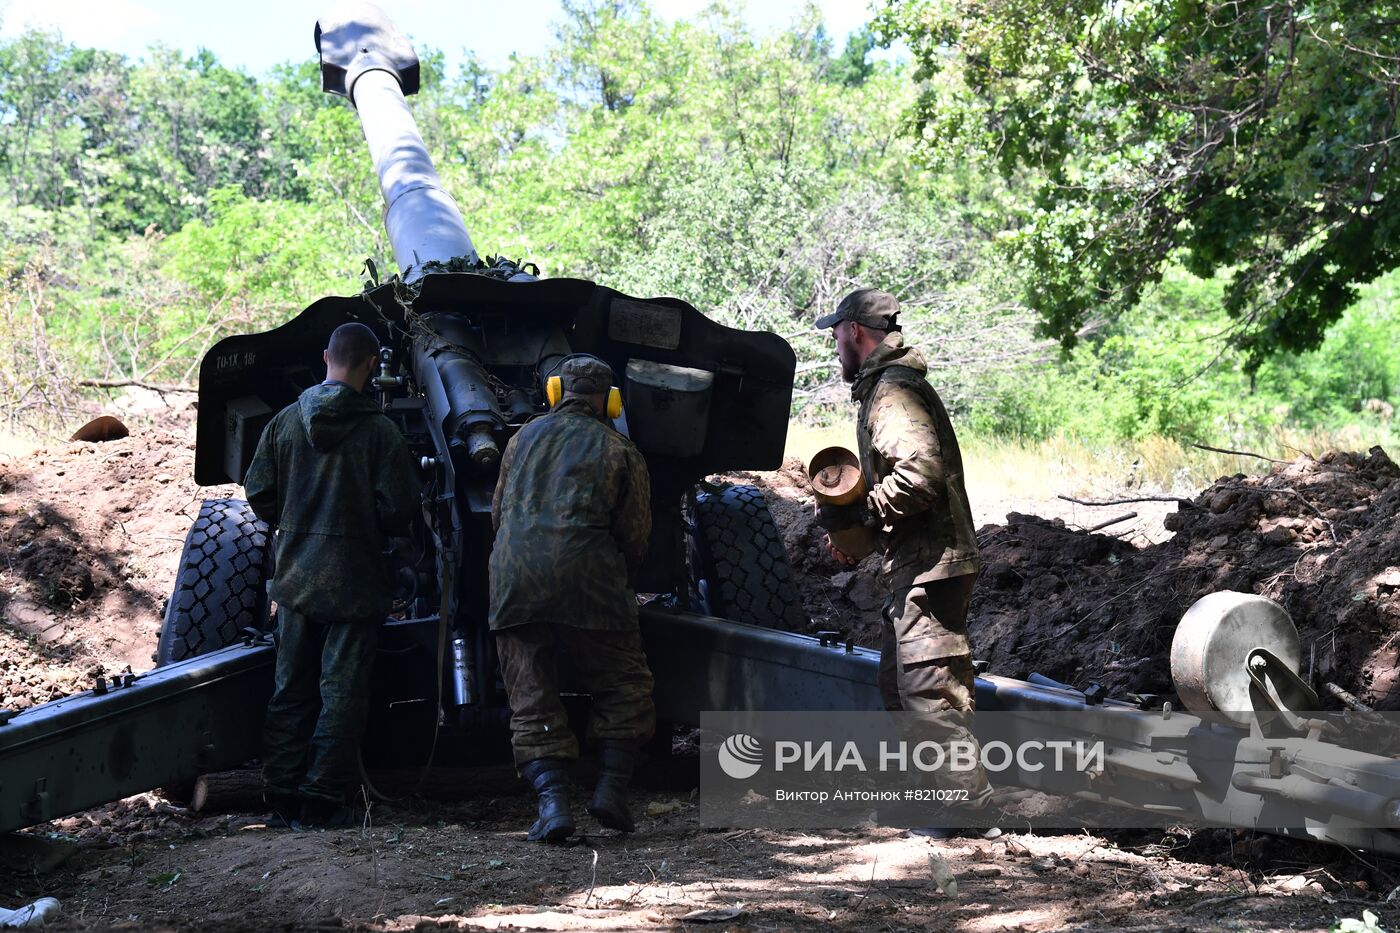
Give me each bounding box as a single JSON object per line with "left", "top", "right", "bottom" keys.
{"left": 244, "top": 322, "right": 421, "bottom": 830}
{"left": 490, "top": 354, "right": 654, "bottom": 843}
{"left": 816, "top": 289, "right": 995, "bottom": 827}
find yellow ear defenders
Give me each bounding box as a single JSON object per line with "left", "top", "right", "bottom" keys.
{"left": 546, "top": 375, "right": 623, "bottom": 419}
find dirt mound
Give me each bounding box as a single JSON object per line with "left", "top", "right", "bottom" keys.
{"left": 734, "top": 448, "right": 1400, "bottom": 710}
{"left": 0, "top": 629, "right": 101, "bottom": 714}
{"left": 0, "top": 420, "right": 235, "bottom": 710}
{"left": 966, "top": 447, "right": 1400, "bottom": 707}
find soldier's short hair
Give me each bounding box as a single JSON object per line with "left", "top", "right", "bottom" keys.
{"left": 327, "top": 322, "right": 380, "bottom": 368}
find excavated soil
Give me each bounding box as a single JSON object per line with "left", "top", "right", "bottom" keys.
{"left": 735, "top": 448, "right": 1400, "bottom": 710}
{"left": 0, "top": 398, "right": 235, "bottom": 711}
{"left": 2, "top": 413, "right": 1400, "bottom": 929}
{"left": 970, "top": 447, "right": 1400, "bottom": 706}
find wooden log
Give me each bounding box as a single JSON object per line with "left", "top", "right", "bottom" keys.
{"left": 191, "top": 769, "right": 266, "bottom": 814}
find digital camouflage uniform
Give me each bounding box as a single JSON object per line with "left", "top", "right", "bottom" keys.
{"left": 851, "top": 329, "right": 993, "bottom": 808}
{"left": 244, "top": 381, "right": 420, "bottom": 806}
{"left": 489, "top": 374, "right": 654, "bottom": 768}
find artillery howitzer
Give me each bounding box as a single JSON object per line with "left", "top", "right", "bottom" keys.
{"left": 1, "top": 3, "right": 1398, "bottom": 860}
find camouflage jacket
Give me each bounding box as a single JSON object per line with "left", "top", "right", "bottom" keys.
{"left": 852, "top": 332, "right": 980, "bottom": 590}
{"left": 244, "top": 383, "right": 421, "bottom": 623}
{"left": 489, "top": 397, "right": 652, "bottom": 631}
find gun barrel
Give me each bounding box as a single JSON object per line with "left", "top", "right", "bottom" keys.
{"left": 353, "top": 70, "right": 476, "bottom": 278}
{"left": 317, "top": 3, "right": 477, "bottom": 279}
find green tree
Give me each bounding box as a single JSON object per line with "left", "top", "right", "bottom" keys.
{"left": 121, "top": 46, "right": 267, "bottom": 232}
{"left": 827, "top": 27, "right": 876, "bottom": 87}
{"left": 876, "top": 0, "right": 1400, "bottom": 365}
{"left": 0, "top": 32, "right": 129, "bottom": 234}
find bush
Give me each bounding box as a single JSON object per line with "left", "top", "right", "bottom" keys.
{"left": 966, "top": 266, "right": 1400, "bottom": 447}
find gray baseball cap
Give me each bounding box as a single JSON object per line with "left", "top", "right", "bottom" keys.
{"left": 816, "top": 288, "right": 900, "bottom": 330}
{"left": 558, "top": 354, "right": 614, "bottom": 394}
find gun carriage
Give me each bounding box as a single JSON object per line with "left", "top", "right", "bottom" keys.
{"left": 0, "top": 3, "right": 1397, "bottom": 859}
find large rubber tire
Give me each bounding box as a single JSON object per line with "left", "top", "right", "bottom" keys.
{"left": 690, "top": 484, "right": 808, "bottom": 631}
{"left": 155, "top": 498, "right": 273, "bottom": 666}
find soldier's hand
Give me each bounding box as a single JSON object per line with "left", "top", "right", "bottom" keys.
{"left": 824, "top": 533, "right": 859, "bottom": 567}
{"left": 816, "top": 502, "right": 877, "bottom": 531}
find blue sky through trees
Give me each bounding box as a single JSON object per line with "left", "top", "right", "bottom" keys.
{"left": 0, "top": 0, "right": 878, "bottom": 74}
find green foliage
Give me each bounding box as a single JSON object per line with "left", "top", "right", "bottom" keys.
{"left": 876, "top": 0, "right": 1400, "bottom": 366}
{"left": 0, "top": 4, "right": 1396, "bottom": 454}
{"left": 161, "top": 188, "right": 346, "bottom": 304}
{"left": 970, "top": 265, "right": 1400, "bottom": 447}
{"left": 828, "top": 28, "right": 877, "bottom": 87}
{"left": 49, "top": 192, "right": 358, "bottom": 385}
{"left": 0, "top": 31, "right": 337, "bottom": 239}
{"left": 967, "top": 340, "right": 1242, "bottom": 446}
{"left": 0, "top": 243, "right": 80, "bottom": 431}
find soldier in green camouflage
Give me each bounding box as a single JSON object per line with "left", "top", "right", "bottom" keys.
{"left": 492, "top": 353, "right": 655, "bottom": 840}
{"left": 816, "top": 289, "right": 995, "bottom": 831}
{"left": 244, "top": 322, "right": 421, "bottom": 830}
{"left": 490, "top": 354, "right": 655, "bottom": 843}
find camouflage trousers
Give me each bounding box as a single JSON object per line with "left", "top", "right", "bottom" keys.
{"left": 879, "top": 574, "right": 993, "bottom": 808}
{"left": 262, "top": 606, "right": 379, "bottom": 804}
{"left": 495, "top": 623, "right": 656, "bottom": 767}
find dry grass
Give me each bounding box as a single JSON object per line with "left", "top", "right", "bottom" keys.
{"left": 0, "top": 430, "right": 39, "bottom": 460}
{"left": 966, "top": 425, "right": 1397, "bottom": 498}
{"left": 783, "top": 421, "right": 860, "bottom": 469}
{"left": 785, "top": 418, "right": 1398, "bottom": 501}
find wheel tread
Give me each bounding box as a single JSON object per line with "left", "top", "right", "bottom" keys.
{"left": 155, "top": 498, "right": 273, "bottom": 665}
{"left": 691, "top": 484, "right": 808, "bottom": 631}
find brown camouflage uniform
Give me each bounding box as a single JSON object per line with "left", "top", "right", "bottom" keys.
{"left": 852, "top": 331, "right": 992, "bottom": 807}
{"left": 244, "top": 381, "right": 421, "bottom": 804}
{"left": 490, "top": 393, "right": 655, "bottom": 766}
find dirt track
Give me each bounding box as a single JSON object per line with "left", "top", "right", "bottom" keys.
{"left": 2, "top": 407, "right": 1399, "bottom": 930}
{"left": 7, "top": 791, "right": 1399, "bottom": 932}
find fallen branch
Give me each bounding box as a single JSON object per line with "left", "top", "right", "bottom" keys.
{"left": 1085, "top": 511, "right": 1137, "bottom": 532}
{"left": 1185, "top": 893, "right": 1258, "bottom": 913}
{"left": 79, "top": 379, "right": 194, "bottom": 395}
{"left": 1325, "top": 681, "right": 1372, "bottom": 712}
{"left": 1191, "top": 442, "right": 1289, "bottom": 463}
{"left": 585, "top": 849, "right": 599, "bottom": 907}
{"left": 850, "top": 853, "right": 879, "bottom": 910}
{"left": 1057, "top": 494, "right": 1196, "bottom": 508}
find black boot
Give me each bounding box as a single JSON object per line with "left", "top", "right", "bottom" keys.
{"left": 264, "top": 789, "right": 301, "bottom": 829}
{"left": 587, "top": 740, "right": 638, "bottom": 833}
{"left": 294, "top": 796, "right": 360, "bottom": 831}
{"left": 520, "top": 758, "right": 576, "bottom": 843}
